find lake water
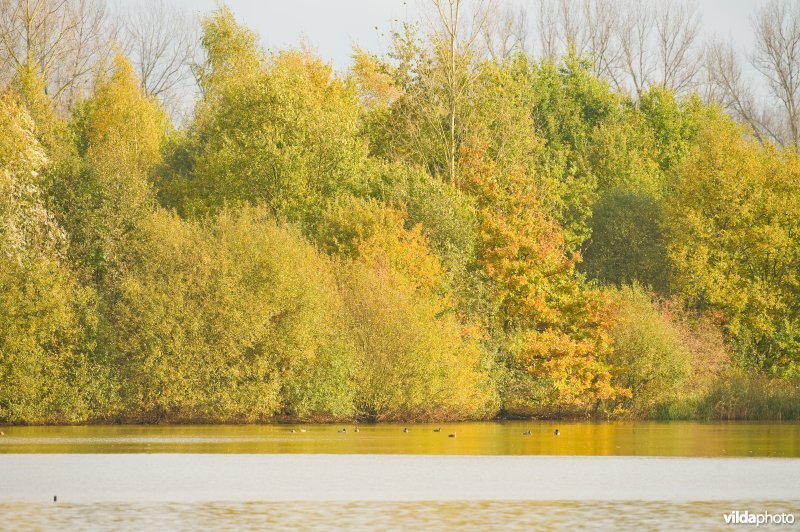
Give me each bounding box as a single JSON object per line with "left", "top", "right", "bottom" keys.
{"left": 1, "top": 422, "right": 798, "bottom": 530}
{"left": 2, "top": 421, "right": 799, "bottom": 456}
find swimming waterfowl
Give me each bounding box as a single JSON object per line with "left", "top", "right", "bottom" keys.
{"left": 337, "top": 428, "right": 347, "bottom": 433}
{"left": 554, "top": 429, "right": 560, "bottom": 436}
{"left": 448, "top": 433, "right": 456, "bottom": 438}
{"left": 522, "top": 430, "right": 531, "bottom": 436}
{"left": 289, "top": 429, "right": 296, "bottom": 433}
{"left": 433, "top": 428, "right": 441, "bottom": 432}
{"left": 403, "top": 427, "right": 410, "bottom": 433}
{"left": 354, "top": 427, "right": 360, "bottom": 433}
{"left": 300, "top": 429, "right": 306, "bottom": 433}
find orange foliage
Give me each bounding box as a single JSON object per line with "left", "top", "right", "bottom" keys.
{"left": 462, "top": 139, "right": 625, "bottom": 411}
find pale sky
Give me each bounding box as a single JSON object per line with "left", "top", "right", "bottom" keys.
{"left": 159, "top": 0, "right": 769, "bottom": 71}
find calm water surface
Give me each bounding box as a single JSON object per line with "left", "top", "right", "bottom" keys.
{"left": 1, "top": 421, "right": 799, "bottom": 456}
{"left": 1, "top": 422, "right": 798, "bottom": 530}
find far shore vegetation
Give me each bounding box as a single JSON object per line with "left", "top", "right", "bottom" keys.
{"left": 1, "top": 1, "right": 800, "bottom": 425}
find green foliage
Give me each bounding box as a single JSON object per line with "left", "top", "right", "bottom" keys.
{"left": 587, "top": 110, "right": 663, "bottom": 198}
{"left": 667, "top": 110, "right": 800, "bottom": 374}
{"left": 48, "top": 55, "right": 168, "bottom": 280}
{"left": 341, "top": 259, "right": 496, "bottom": 421}
{"left": 607, "top": 285, "right": 692, "bottom": 417}
{"left": 371, "top": 163, "right": 479, "bottom": 273}
{"left": 106, "top": 207, "right": 353, "bottom": 422}
{"left": 2, "top": 7, "right": 798, "bottom": 424}
{"left": 526, "top": 55, "right": 622, "bottom": 248}
{"left": 0, "top": 93, "right": 99, "bottom": 423}
{"left": 638, "top": 87, "right": 704, "bottom": 173}
{"left": 582, "top": 190, "right": 670, "bottom": 292}
{"left": 165, "top": 9, "right": 372, "bottom": 225}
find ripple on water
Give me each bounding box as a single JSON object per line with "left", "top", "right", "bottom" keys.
{"left": 2, "top": 500, "right": 799, "bottom": 531}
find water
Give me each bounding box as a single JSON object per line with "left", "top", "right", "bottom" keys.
{"left": 1, "top": 421, "right": 799, "bottom": 456}
{"left": 3, "top": 500, "right": 800, "bottom": 531}
{"left": 1, "top": 422, "right": 798, "bottom": 530}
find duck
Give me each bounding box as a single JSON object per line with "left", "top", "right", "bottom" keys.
{"left": 354, "top": 426, "right": 360, "bottom": 433}
{"left": 337, "top": 428, "right": 347, "bottom": 433}
{"left": 403, "top": 427, "right": 410, "bottom": 433}
{"left": 299, "top": 429, "right": 306, "bottom": 433}
{"left": 433, "top": 428, "right": 441, "bottom": 433}
{"left": 522, "top": 430, "right": 531, "bottom": 436}
{"left": 554, "top": 429, "right": 560, "bottom": 436}
{"left": 289, "top": 429, "right": 296, "bottom": 433}
{"left": 448, "top": 432, "right": 457, "bottom": 438}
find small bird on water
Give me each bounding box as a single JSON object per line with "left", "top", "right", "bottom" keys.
{"left": 403, "top": 427, "right": 410, "bottom": 433}
{"left": 554, "top": 429, "right": 560, "bottom": 436}
{"left": 448, "top": 433, "right": 456, "bottom": 438}
{"left": 433, "top": 428, "right": 441, "bottom": 432}
{"left": 337, "top": 428, "right": 347, "bottom": 433}
{"left": 289, "top": 429, "right": 296, "bottom": 433}
{"left": 354, "top": 426, "right": 360, "bottom": 433}
{"left": 522, "top": 430, "right": 531, "bottom": 436}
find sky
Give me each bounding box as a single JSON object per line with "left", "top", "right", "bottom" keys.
{"left": 162, "top": 0, "right": 771, "bottom": 71}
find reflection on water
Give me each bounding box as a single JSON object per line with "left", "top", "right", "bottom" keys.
{"left": 1, "top": 421, "right": 799, "bottom": 456}
{"left": 3, "top": 500, "right": 799, "bottom": 531}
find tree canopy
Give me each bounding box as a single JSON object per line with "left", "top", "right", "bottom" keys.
{"left": 2, "top": 3, "right": 799, "bottom": 424}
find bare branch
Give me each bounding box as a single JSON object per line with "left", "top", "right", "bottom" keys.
{"left": 750, "top": 0, "right": 800, "bottom": 148}
{"left": 0, "top": 0, "right": 110, "bottom": 111}
{"left": 115, "top": 0, "right": 200, "bottom": 119}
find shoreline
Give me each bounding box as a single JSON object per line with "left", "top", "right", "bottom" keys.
{"left": 4, "top": 415, "right": 800, "bottom": 427}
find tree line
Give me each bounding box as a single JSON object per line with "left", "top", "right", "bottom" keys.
{"left": 0, "top": 0, "right": 799, "bottom": 424}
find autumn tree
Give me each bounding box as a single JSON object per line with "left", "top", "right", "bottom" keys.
{"left": 106, "top": 207, "right": 355, "bottom": 422}
{"left": 164, "top": 7, "right": 371, "bottom": 226}
{"left": 667, "top": 110, "right": 800, "bottom": 373}
{"left": 49, "top": 53, "right": 167, "bottom": 281}
{"left": 319, "top": 196, "right": 495, "bottom": 420}
{"left": 462, "top": 140, "right": 624, "bottom": 414}
{"left": 0, "top": 92, "right": 98, "bottom": 423}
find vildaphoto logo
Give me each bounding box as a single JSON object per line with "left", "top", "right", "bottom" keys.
{"left": 723, "top": 510, "right": 795, "bottom": 526}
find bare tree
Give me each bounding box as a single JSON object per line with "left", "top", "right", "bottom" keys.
{"left": 654, "top": 1, "right": 701, "bottom": 94}
{"left": 426, "top": 0, "right": 495, "bottom": 185}
{"left": 535, "top": 0, "right": 622, "bottom": 80}
{"left": 535, "top": 0, "right": 559, "bottom": 60}
{"left": 0, "top": 0, "right": 109, "bottom": 110}
{"left": 750, "top": 0, "right": 800, "bottom": 148}
{"left": 583, "top": 0, "right": 622, "bottom": 81}
{"left": 616, "top": 0, "right": 656, "bottom": 96}
{"left": 534, "top": 0, "right": 702, "bottom": 98}
{"left": 536, "top": 0, "right": 593, "bottom": 60}
{"left": 705, "top": 38, "right": 781, "bottom": 144}
{"left": 480, "top": 2, "right": 528, "bottom": 61}
{"left": 115, "top": 0, "right": 199, "bottom": 118}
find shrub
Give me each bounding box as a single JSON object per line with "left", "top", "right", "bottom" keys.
{"left": 105, "top": 207, "right": 353, "bottom": 422}
{"left": 608, "top": 285, "right": 692, "bottom": 417}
